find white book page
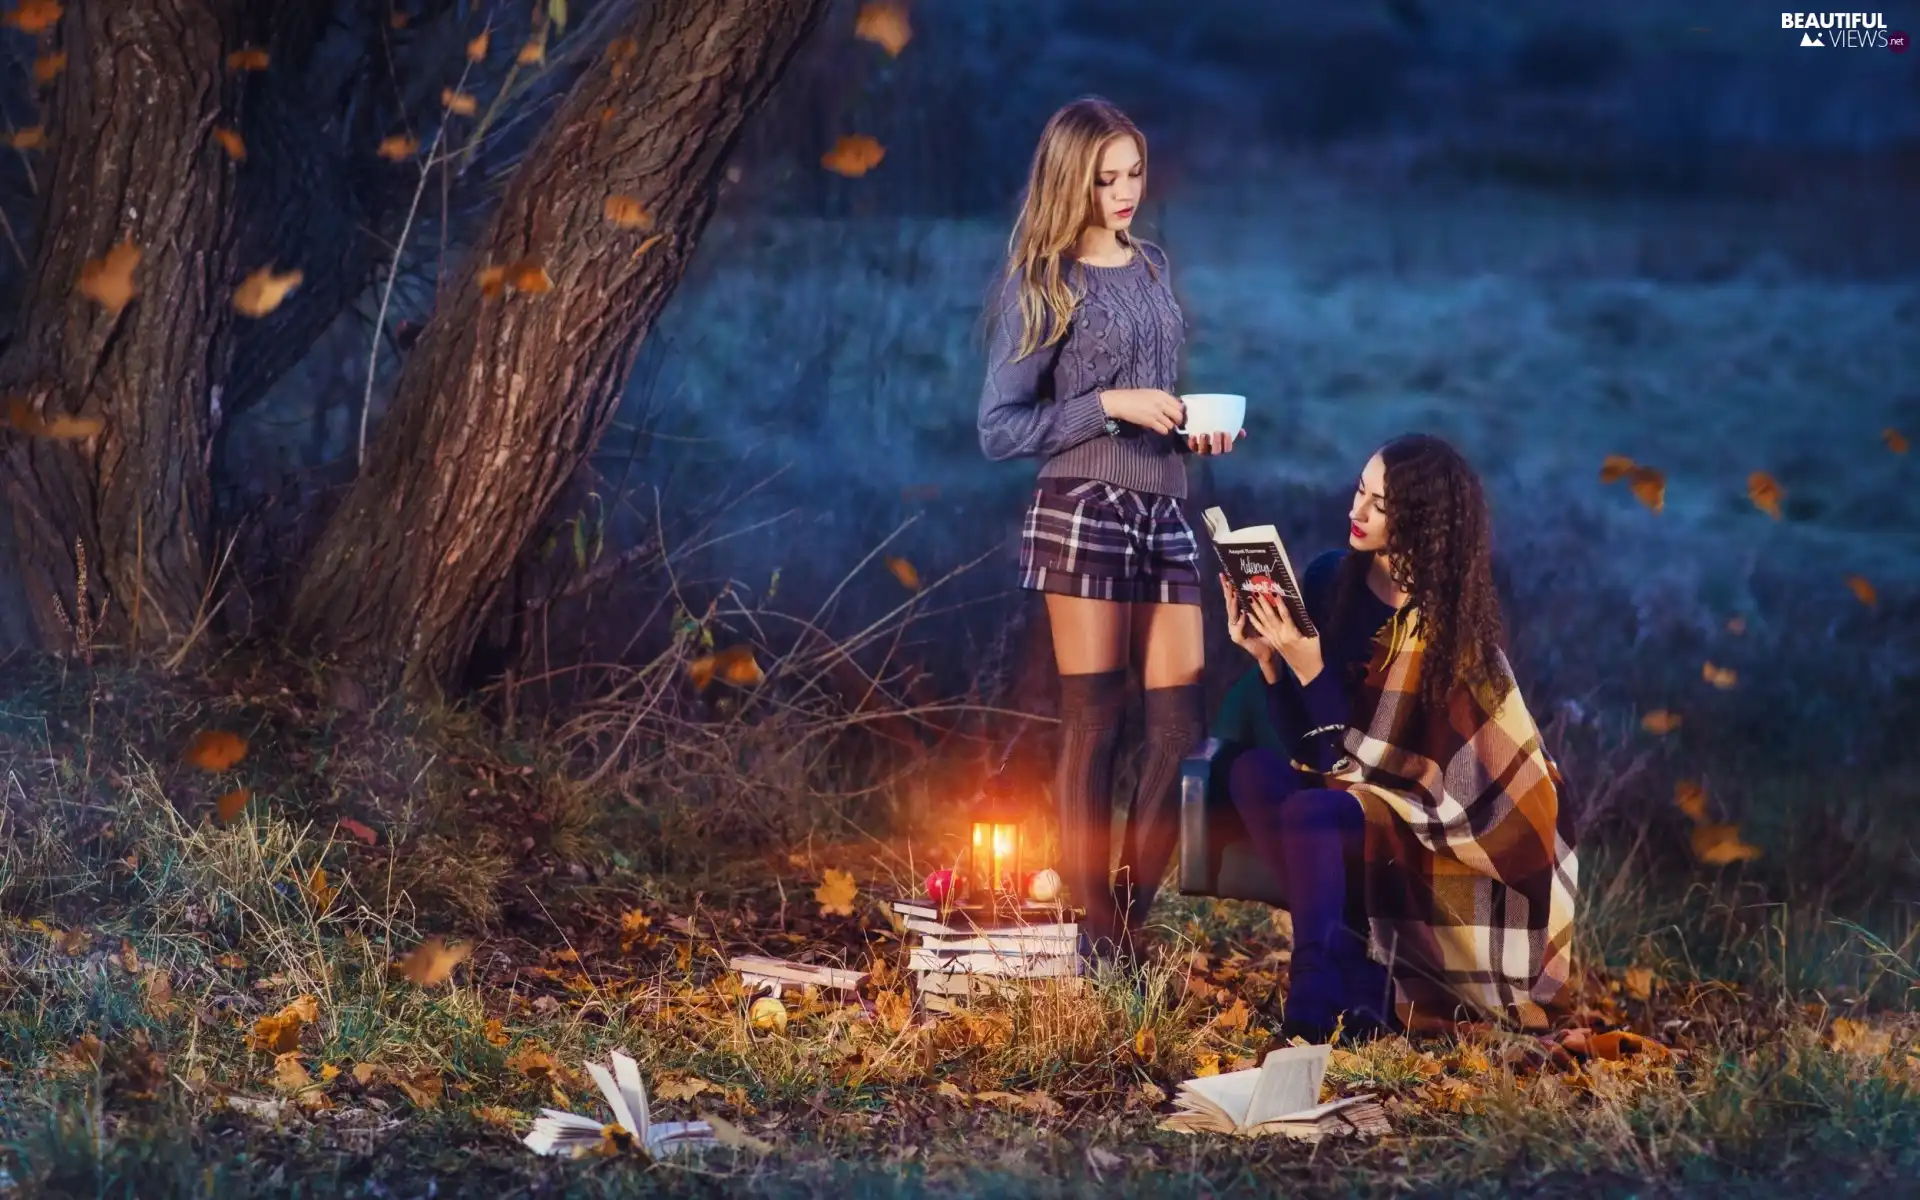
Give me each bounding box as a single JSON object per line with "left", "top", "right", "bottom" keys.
{"left": 1180, "top": 1068, "right": 1261, "bottom": 1125}
{"left": 1246, "top": 1044, "right": 1330, "bottom": 1125}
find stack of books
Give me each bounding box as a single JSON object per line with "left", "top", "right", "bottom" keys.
{"left": 891, "top": 898, "right": 1081, "bottom": 1011}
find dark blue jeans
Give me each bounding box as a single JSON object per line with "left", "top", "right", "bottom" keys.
{"left": 1226, "top": 747, "right": 1393, "bottom": 1031}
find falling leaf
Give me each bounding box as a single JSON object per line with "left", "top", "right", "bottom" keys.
{"left": 441, "top": 89, "right": 478, "bottom": 116}
{"left": 477, "top": 264, "right": 506, "bottom": 299}
{"left": 336, "top": 816, "right": 377, "bottom": 846}
{"left": 1845, "top": 575, "right": 1877, "bottom": 609}
{"left": 1692, "top": 822, "right": 1762, "bottom": 866}
{"left": 630, "top": 233, "right": 661, "bottom": 260}
{"left": 1622, "top": 966, "right": 1657, "bottom": 1001}
{"left": 215, "top": 788, "right": 251, "bottom": 823}
{"left": 821, "top": 133, "right": 885, "bottom": 178}
{"left": 603, "top": 194, "right": 652, "bottom": 229}
{"left": 466, "top": 30, "right": 490, "bottom": 61}
{"left": 1725, "top": 615, "right": 1746, "bottom": 635}
{"left": 6, "top": 127, "right": 43, "bottom": 150}
{"left": 79, "top": 241, "right": 142, "bottom": 314}
{"left": 184, "top": 729, "right": 247, "bottom": 771}
{"left": 1626, "top": 465, "right": 1665, "bottom": 513}
{"left": 1674, "top": 780, "right": 1709, "bottom": 824}
{"left": 506, "top": 259, "right": 551, "bottom": 294}
{"left": 227, "top": 46, "right": 270, "bottom": 71}
{"left": 1746, "top": 471, "right": 1784, "bottom": 520}
{"left": 31, "top": 52, "right": 65, "bottom": 82}
{"left": 3, "top": 0, "right": 61, "bottom": 34}
{"left": 247, "top": 996, "right": 319, "bottom": 1054}
{"left": 6, "top": 398, "right": 101, "bottom": 440}
{"left": 1884, "top": 427, "right": 1909, "bottom": 455}
{"left": 853, "top": 1, "right": 912, "bottom": 56}
{"left": 1701, "top": 662, "right": 1737, "bottom": 689}
{"left": 688, "top": 645, "right": 762, "bottom": 693}
{"left": 547, "top": 0, "right": 568, "bottom": 31}
{"left": 516, "top": 40, "right": 545, "bottom": 65}
{"left": 233, "top": 265, "right": 303, "bottom": 317}
{"left": 213, "top": 127, "right": 246, "bottom": 161}
{"left": 376, "top": 134, "right": 418, "bottom": 162}
{"left": 1640, "top": 709, "right": 1682, "bottom": 735}
{"left": 1598, "top": 454, "right": 1635, "bottom": 484}
{"left": 396, "top": 937, "right": 472, "bottom": 987}
{"left": 1831, "top": 1017, "right": 1894, "bottom": 1057}
{"left": 686, "top": 654, "right": 717, "bottom": 691}
{"left": 884, "top": 556, "right": 921, "bottom": 591}
{"left": 814, "top": 868, "right": 858, "bottom": 917}
{"left": 390, "top": 10, "right": 408, "bottom": 28}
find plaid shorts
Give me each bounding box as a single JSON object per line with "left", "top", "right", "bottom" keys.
{"left": 1018, "top": 478, "right": 1203, "bottom": 605}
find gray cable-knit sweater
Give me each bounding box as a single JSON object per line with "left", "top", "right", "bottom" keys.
{"left": 975, "top": 242, "right": 1188, "bottom": 499}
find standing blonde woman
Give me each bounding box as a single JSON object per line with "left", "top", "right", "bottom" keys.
{"left": 978, "top": 97, "right": 1240, "bottom": 962}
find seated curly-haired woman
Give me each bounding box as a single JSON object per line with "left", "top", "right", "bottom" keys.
{"left": 1214, "top": 434, "right": 1577, "bottom": 1043}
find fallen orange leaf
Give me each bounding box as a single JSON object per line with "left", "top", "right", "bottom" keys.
{"left": 1622, "top": 967, "right": 1657, "bottom": 1001}
{"left": 1598, "top": 454, "right": 1635, "bottom": 485}
{"left": 853, "top": 1, "right": 912, "bottom": 56}
{"left": 213, "top": 127, "right": 246, "bottom": 162}
{"left": 226, "top": 46, "right": 270, "bottom": 71}
{"left": 1845, "top": 575, "right": 1877, "bottom": 609}
{"left": 821, "top": 133, "right": 885, "bottom": 178}
{"left": 336, "top": 816, "right": 377, "bottom": 846}
{"left": 184, "top": 729, "right": 248, "bottom": 771}
{"left": 246, "top": 995, "right": 319, "bottom": 1054}
{"left": 233, "top": 265, "right": 303, "bottom": 317}
{"left": 79, "top": 241, "right": 142, "bottom": 314}
{"left": 1746, "top": 470, "right": 1784, "bottom": 520}
{"left": 815, "top": 868, "right": 858, "bottom": 917}
{"left": 215, "top": 788, "right": 251, "bottom": 823}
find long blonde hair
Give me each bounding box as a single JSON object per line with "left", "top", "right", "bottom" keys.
{"left": 1002, "top": 96, "right": 1149, "bottom": 362}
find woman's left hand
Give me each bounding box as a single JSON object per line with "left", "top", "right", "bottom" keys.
{"left": 1243, "top": 592, "right": 1323, "bottom": 684}
{"left": 1186, "top": 429, "right": 1245, "bottom": 455}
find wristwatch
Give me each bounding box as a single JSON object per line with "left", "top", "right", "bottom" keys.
{"left": 1104, "top": 417, "right": 1122, "bottom": 436}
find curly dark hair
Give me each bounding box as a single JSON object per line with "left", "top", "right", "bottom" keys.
{"left": 1329, "top": 434, "right": 1510, "bottom": 715}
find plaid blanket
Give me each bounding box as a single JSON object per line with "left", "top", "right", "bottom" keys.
{"left": 1329, "top": 609, "right": 1578, "bottom": 1027}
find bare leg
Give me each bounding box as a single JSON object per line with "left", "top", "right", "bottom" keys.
{"left": 1117, "top": 600, "right": 1207, "bottom": 941}
{"left": 1044, "top": 594, "right": 1131, "bottom": 953}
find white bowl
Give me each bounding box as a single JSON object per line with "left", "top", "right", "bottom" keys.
{"left": 1178, "top": 393, "right": 1246, "bottom": 436}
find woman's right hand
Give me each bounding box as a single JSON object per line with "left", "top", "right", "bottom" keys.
{"left": 1221, "top": 575, "right": 1279, "bottom": 674}
{"left": 1099, "top": 388, "right": 1186, "bottom": 434}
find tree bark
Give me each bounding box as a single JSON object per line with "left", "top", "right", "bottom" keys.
{"left": 0, "top": 0, "right": 244, "bottom": 655}
{"left": 289, "top": 0, "right": 833, "bottom": 698}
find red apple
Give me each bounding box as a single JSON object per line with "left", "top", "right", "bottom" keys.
{"left": 924, "top": 869, "right": 961, "bottom": 903}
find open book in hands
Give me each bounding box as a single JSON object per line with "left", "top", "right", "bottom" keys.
{"left": 1160, "top": 1043, "right": 1388, "bottom": 1141}
{"left": 1201, "top": 507, "right": 1318, "bottom": 637}
{"left": 522, "top": 1049, "right": 718, "bottom": 1158}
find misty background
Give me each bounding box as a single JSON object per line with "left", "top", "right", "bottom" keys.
{"left": 10, "top": 0, "right": 1920, "bottom": 848}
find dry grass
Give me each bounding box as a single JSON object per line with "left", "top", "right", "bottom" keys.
{"left": 0, "top": 644, "right": 1916, "bottom": 1199}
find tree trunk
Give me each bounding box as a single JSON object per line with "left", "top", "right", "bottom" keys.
{"left": 290, "top": 0, "right": 833, "bottom": 698}
{"left": 0, "top": 0, "right": 245, "bottom": 656}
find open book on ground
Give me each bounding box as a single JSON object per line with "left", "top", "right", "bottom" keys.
{"left": 1160, "top": 1043, "right": 1389, "bottom": 1141}
{"left": 523, "top": 1049, "right": 717, "bottom": 1158}
{"left": 1201, "top": 507, "right": 1317, "bottom": 637}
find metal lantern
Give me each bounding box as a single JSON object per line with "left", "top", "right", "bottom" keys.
{"left": 968, "top": 772, "right": 1026, "bottom": 904}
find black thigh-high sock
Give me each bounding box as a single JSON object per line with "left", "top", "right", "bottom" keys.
{"left": 1118, "top": 682, "right": 1207, "bottom": 937}
{"left": 1053, "top": 668, "right": 1130, "bottom": 955}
